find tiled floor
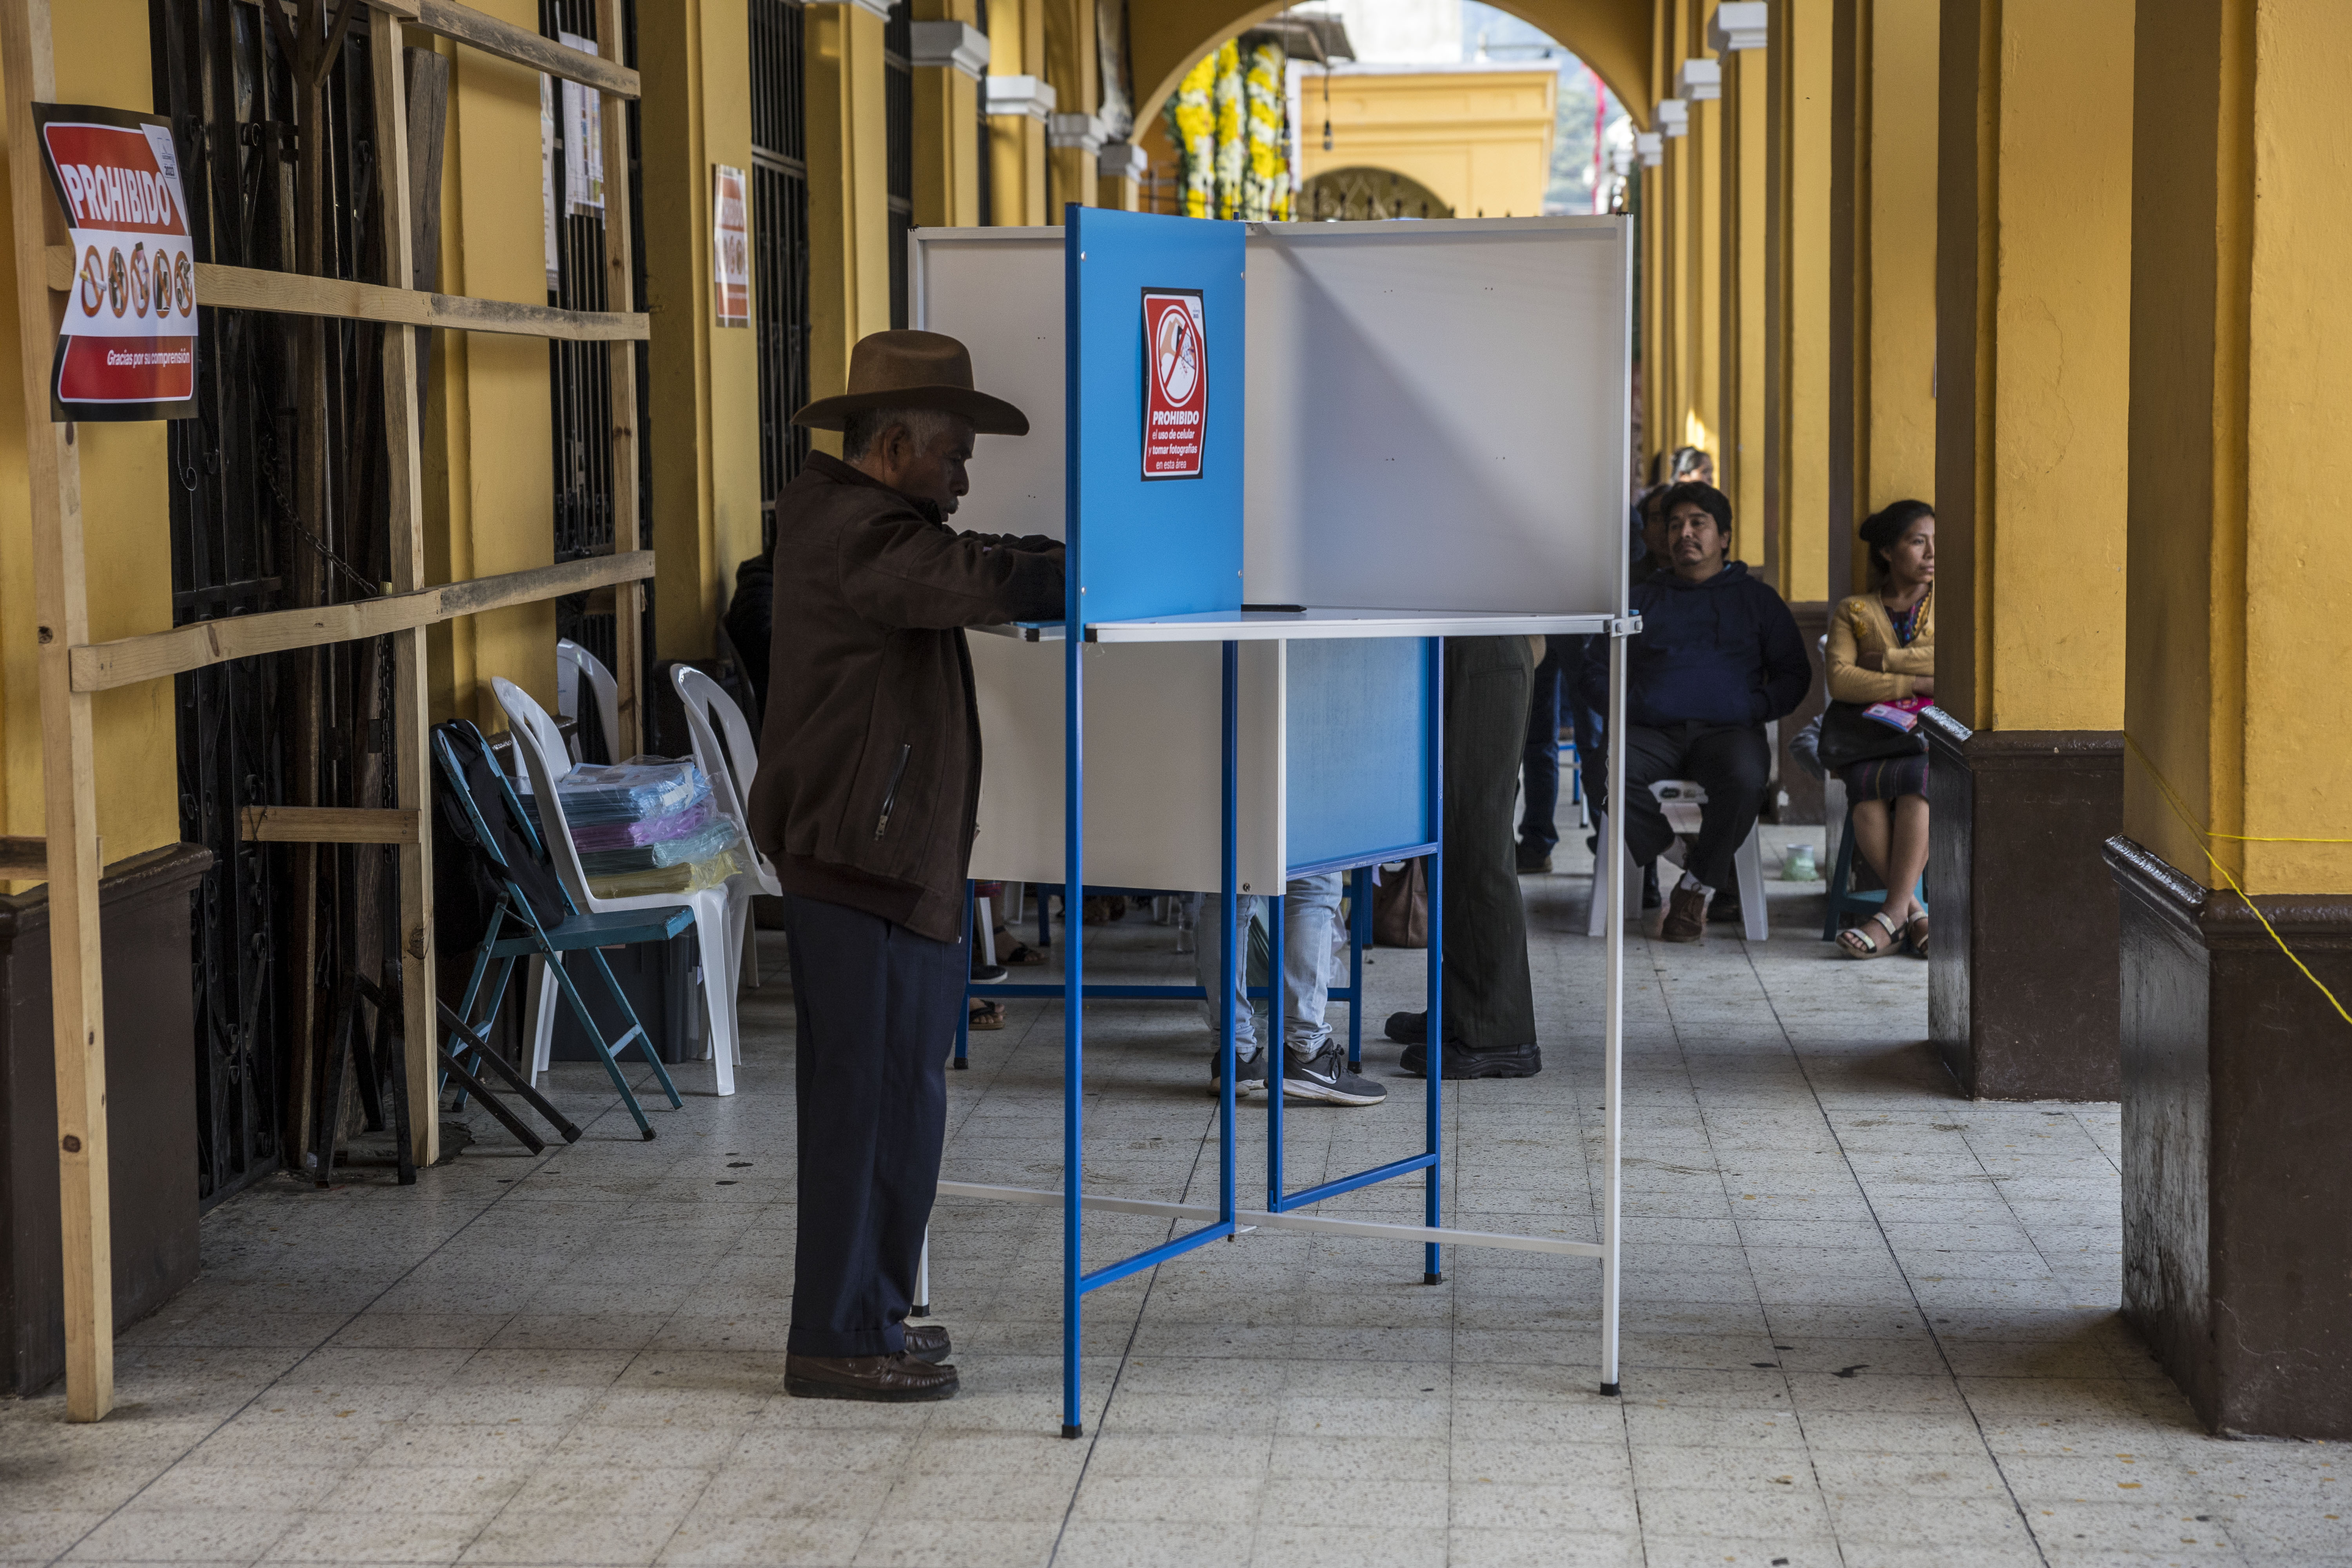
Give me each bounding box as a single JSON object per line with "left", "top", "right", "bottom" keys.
{"left": 5, "top": 827, "right": 2346, "bottom": 1567}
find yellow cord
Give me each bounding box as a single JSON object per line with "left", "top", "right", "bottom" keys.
{"left": 2121, "top": 734, "right": 2352, "bottom": 1027}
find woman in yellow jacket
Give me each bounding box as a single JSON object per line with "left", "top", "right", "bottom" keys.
{"left": 1826, "top": 500, "right": 1935, "bottom": 957}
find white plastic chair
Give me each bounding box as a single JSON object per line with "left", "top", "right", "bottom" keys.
{"left": 493, "top": 677, "right": 740, "bottom": 1095}
{"left": 1585, "top": 779, "right": 1769, "bottom": 940}
{"left": 555, "top": 638, "right": 621, "bottom": 765}
{"left": 670, "top": 665, "right": 783, "bottom": 993}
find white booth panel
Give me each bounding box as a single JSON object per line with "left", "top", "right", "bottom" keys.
{"left": 968, "top": 637, "right": 1285, "bottom": 892}
{"left": 911, "top": 228, "right": 1067, "bottom": 541}
{"left": 1242, "top": 218, "right": 1631, "bottom": 618}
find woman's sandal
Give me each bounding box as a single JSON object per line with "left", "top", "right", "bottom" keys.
{"left": 1837, "top": 910, "right": 1905, "bottom": 959}
{"left": 1904, "top": 913, "right": 1929, "bottom": 957}
{"left": 999, "top": 939, "right": 1046, "bottom": 967}
{"left": 967, "top": 999, "right": 1006, "bottom": 1031}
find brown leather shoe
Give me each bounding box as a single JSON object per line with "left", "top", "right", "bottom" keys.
{"left": 785, "top": 1351, "right": 959, "bottom": 1402}
{"left": 1660, "top": 884, "right": 1708, "bottom": 943}
{"left": 902, "top": 1322, "right": 952, "bottom": 1364}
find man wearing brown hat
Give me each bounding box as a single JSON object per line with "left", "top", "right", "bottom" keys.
{"left": 749, "top": 331, "right": 1062, "bottom": 1402}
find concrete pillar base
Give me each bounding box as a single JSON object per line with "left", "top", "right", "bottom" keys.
{"left": 1925, "top": 710, "right": 2122, "bottom": 1099}
{"left": 2105, "top": 836, "right": 2352, "bottom": 1439}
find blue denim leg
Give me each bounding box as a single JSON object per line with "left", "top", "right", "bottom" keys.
{"left": 1194, "top": 893, "right": 1263, "bottom": 1052}
{"left": 1279, "top": 873, "right": 1344, "bottom": 1056}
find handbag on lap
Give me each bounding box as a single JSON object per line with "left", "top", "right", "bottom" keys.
{"left": 1815, "top": 699, "right": 1931, "bottom": 771}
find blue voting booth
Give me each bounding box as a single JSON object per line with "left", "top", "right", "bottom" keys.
{"left": 916, "top": 207, "right": 1637, "bottom": 1436}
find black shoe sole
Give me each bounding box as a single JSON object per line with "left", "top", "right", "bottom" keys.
{"left": 1399, "top": 1047, "right": 1542, "bottom": 1080}
{"left": 1383, "top": 1013, "right": 1428, "bottom": 1045}
{"left": 785, "top": 1374, "right": 960, "bottom": 1402}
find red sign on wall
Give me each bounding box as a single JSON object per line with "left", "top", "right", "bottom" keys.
{"left": 1141, "top": 289, "right": 1206, "bottom": 480}
{"left": 712, "top": 164, "right": 749, "bottom": 328}
{"left": 34, "top": 105, "right": 197, "bottom": 421}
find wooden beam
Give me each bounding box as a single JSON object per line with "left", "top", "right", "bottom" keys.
{"left": 239, "top": 806, "right": 414, "bottom": 849}
{"left": 599, "top": 0, "right": 645, "bottom": 758}
{"left": 4, "top": 0, "right": 112, "bottom": 1423}
{"left": 373, "top": 8, "right": 439, "bottom": 1173}
{"left": 42, "top": 250, "right": 647, "bottom": 341}
{"left": 0, "top": 836, "right": 45, "bottom": 878}
{"left": 71, "top": 549, "right": 656, "bottom": 692}
{"left": 239, "top": 807, "right": 421, "bottom": 845}
{"left": 410, "top": 0, "right": 639, "bottom": 99}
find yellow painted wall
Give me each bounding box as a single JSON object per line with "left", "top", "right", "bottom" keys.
{"left": 1766, "top": 0, "right": 1832, "bottom": 604}
{"left": 806, "top": 0, "right": 892, "bottom": 452}
{"left": 423, "top": 7, "right": 557, "bottom": 728}
{"left": 1720, "top": 45, "right": 1768, "bottom": 576}
{"left": 1935, "top": 0, "right": 2132, "bottom": 734}
{"left": 2125, "top": 0, "right": 2352, "bottom": 895}
{"left": 987, "top": 0, "right": 1049, "bottom": 224}
{"left": 641, "top": 0, "right": 763, "bottom": 656}
{"left": 1294, "top": 68, "right": 1556, "bottom": 221}
{"left": 0, "top": 0, "right": 178, "bottom": 878}
{"left": 913, "top": 0, "right": 986, "bottom": 228}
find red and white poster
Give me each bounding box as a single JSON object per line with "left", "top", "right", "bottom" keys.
{"left": 1141, "top": 289, "right": 1206, "bottom": 480}
{"left": 712, "top": 165, "right": 749, "bottom": 328}
{"left": 34, "top": 105, "right": 198, "bottom": 420}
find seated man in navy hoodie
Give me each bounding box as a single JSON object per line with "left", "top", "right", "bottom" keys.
{"left": 1577, "top": 482, "right": 1811, "bottom": 942}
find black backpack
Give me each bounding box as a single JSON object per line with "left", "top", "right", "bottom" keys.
{"left": 431, "top": 720, "right": 572, "bottom": 952}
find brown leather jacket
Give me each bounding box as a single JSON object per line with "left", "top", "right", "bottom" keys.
{"left": 748, "top": 451, "right": 1063, "bottom": 942}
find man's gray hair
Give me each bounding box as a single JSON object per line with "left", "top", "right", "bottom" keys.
{"left": 841, "top": 405, "right": 966, "bottom": 462}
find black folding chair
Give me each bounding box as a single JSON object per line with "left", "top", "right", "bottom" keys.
{"left": 433, "top": 722, "right": 686, "bottom": 1140}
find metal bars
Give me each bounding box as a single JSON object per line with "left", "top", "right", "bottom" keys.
{"left": 750, "top": 0, "right": 809, "bottom": 552}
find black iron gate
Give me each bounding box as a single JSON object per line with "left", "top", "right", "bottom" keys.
{"left": 148, "top": 0, "right": 391, "bottom": 1205}
{"left": 884, "top": 2, "right": 912, "bottom": 328}
{"left": 541, "top": 0, "right": 647, "bottom": 684}
{"left": 751, "top": 0, "right": 810, "bottom": 554}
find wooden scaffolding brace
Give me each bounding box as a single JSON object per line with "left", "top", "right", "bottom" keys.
{"left": 1, "top": 0, "right": 652, "bottom": 1421}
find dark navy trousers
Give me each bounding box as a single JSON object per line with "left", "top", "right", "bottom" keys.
{"left": 781, "top": 893, "right": 962, "bottom": 1358}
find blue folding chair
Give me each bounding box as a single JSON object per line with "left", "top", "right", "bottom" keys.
{"left": 1820, "top": 798, "right": 1928, "bottom": 942}
{"left": 433, "top": 721, "right": 686, "bottom": 1140}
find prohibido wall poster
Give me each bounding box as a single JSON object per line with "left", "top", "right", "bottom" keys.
{"left": 33, "top": 103, "right": 198, "bottom": 422}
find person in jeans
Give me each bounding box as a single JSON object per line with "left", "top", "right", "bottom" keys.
{"left": 1577, "top": 483, "right": 1809, "bottom": 943}
{"left": 1196, "top": 874, "right": 1384, "bottom": 1106}
{"left": 750, "top": 331, "right": 1062, "bottom": 1403}
{"left": 1517, "top": 637, "right": 1570, "bottom": 873}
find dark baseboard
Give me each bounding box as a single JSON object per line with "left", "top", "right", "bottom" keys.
{"left": 2106, "top": 835, "right": 2352, "bottom": 1438}
{"left": 0, "top": 843, "right": 212, "bottom": 1398}
{"left": 1925, "top": 712, "right": 2122, "bottom": 1099}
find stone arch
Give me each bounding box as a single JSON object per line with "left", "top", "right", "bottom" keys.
{"left": 1127, "top": 0, "right": 1655, "bottom": 135}
{"left": 1295, "top": 166, "right": 1456, "bottom": 221}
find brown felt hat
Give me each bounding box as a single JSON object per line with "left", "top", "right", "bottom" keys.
{"left": 790, "top": 330, "right": 1029, "bottom": 436}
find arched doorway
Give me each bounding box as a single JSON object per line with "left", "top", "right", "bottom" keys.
{"left": 1128, "top": 0, "right": 1654, "bottom": 132}
{"left": 1296, "top": 166, "right": 1455, "bottom": 221}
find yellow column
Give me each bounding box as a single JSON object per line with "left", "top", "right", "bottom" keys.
{"left": 1928, "top": 0, "right": 2132, "bottom": 1103}
{"left": 1636, "top": 140, "right": 1662, "bottom": 474}
{"left": 0, "top": 0, "right": 176, "bottom": 866}
{"left": 2124, "top": 0, "right": 2350, "bottom": 897}
{"left": 1715, "top": 6, "right": 1769, "bottom": 578}
{"left": 1675, "top": 53, "right": 1723, "bottom": 492}
{"left": 1657, "top": 95, "right": 1688, "bottom": 465}
{"left": 1765, "top": 0, "right": 1831, "bottom": 604}
{"left": 2115, "top": 0, "right": 2352, "bottom": 1442}
{"left": 423, "top": 4, "right": 557, "bottom": 725}
{"left": 1829, "top": 0, "right": 1936, "bottom": 600}
{"left": 911, "top": 5, "right": 988, "bottom": 228}
{"left": 986, "top": 0, "right": 1050, "bottom": 224}
{"left": 1097, "top": 140, "right": 1144, "bottom": 211}
{"left": 1934, "top": 0, "right": 2132, "bottom": 734}
{"left": 805, "top": 0, "right": 893, "bottom": 452}
{"left": 640, "top": 0, "right": 762, "bottom": 659}
{"left": 1041, "top": 0, "right": 1098, "bottom": 212}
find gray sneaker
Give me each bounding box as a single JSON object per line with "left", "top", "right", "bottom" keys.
{"left": 1207, "top": 1044, "right": 1268, "bottom": 1098}
{"left": 1281, "top": 1041, "right": 1387, "bottom": 1106}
